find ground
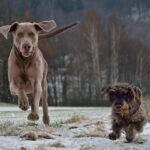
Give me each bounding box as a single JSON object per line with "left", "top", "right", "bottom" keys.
{"left": 0, "top": 105, "right": 150, "bottom": 150}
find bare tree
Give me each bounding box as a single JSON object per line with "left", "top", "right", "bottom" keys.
{"left": 108, "top": 15, "right": 121, "bottom": 84}
{"left": 81, "top": 11, "right": 102, "bottom": 101}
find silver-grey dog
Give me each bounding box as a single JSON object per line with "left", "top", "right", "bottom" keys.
{"left": 0, "top": 20, "right": 56, "bottom": 124}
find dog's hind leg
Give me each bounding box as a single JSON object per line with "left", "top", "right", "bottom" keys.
{"left": 41, "top": 64, "right": 49, "bottom": 125}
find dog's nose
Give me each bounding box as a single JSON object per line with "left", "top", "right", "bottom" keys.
{"left": 116, "top": 105, "right": 122, "bottom": 109}
{"left": 23, "top": 43, "right": 31, "bottom": 51}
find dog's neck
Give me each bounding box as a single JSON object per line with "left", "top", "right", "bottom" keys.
{"left": 13, "top": 45, "right": 36, "bottom": 63}
{"left": 129, "top": 107, "right": 139, "bottom": 116}
{"left": 113, "top": 106, "right": 140, "bottom": 123}
{"left": 13, "top": 45, "right": 37, "bottom": 73}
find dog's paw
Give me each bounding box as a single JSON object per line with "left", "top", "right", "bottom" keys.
{"left": 126, "top": 137, "right": 133, "bottom": 143}
{"left": 134, "top": 136, "right": 145, "bottom": 144}
{"left": 109, "top": 133, "right": 117, "bottom": 140}
{"left": 18, "top": 98, "right": 29, "bottom": 111}
{"left": 27, "top": 112, "right": 39, "bottom": 121}
{"left": 43, "top": 115, "right": 50, "bottom": 125}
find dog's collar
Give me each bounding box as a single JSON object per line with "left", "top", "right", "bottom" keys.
{"left": 13, "top": 45, "right": 35, "bottom": 62}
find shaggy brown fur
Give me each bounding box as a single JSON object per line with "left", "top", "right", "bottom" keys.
{"left": 101, "top": 83, "right": 148, "bottom": 142}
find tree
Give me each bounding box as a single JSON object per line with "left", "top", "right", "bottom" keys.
{"left": 108, "top": 15, "right": 122, "bottom": 84}
{"left": 81, "top": 11, "right": 103, "bottom": 103}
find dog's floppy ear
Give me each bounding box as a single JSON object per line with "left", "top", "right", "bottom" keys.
{"left": 133, "top": 86, "right": 142, "bottom": 106}
{"left": 34, "top": 20, "right": 56, "bottom": 32}
{"left": 0, "top": 22, "right": 18, "bottom": 39}
{"left": 127, "top": 87, "right": 134, "bottom": 100}
{"left": 101, "top": 86, "right": 114, "bottom": 95}
{"left": 129, "top": 86, "right": 142, "bottom": 114}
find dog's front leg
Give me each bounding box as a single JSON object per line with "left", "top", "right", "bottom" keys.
{"left": 109, "top": 123, "right": 122, "bottom": 140}
{"left": 10, "top": 79, "right": 29, "bottom": 111}
{"left": 28, "top": 80, "right": 42, "bottom": 121}
{"left": 18, "top": 89, "right": 29, "bottom": 111}
{"left": 125, "top": 125, "right": 137, "bottom": 142}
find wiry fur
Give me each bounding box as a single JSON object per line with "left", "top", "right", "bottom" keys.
{"left": 102, "top": 83, "right": 149, "bottom": 142}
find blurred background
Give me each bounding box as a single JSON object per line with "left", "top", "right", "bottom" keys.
{"left": 0, "top": 0, "right": 150, "bottom": 106}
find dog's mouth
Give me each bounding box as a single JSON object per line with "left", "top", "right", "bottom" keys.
{"left": 113, "top": 107, "right": 123, "bottom": 113}
{"left": 113, "top": 107, "right": 129, "bottom": 116}
{"left": 115, "top": 107, "right": 122, "bottom": 112}
{"left": 21, "top": 51, "right": 33, "bottom": 57}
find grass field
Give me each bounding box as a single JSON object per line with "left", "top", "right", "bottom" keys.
{"left": 0, "top": 105, "right": 150, "bottom": 150}
{"left": 0, "top": 105, "right": 110, "bottom": 124}
{"left": 0, "top": 102, "right": 16, "bottom": 106}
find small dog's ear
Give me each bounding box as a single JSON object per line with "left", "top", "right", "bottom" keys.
{"left": 101, "top": 86, "right": 113, "bottom": 95}
{"left": 133, "top": 86, "right": 142, "bottom": 98}
{"left": 129, "top": 86, "right": 142, "bottom": 114}
{"left": 34, "top": 20, "right": 56, "bottom": 32}
{"left": 127, "top": 87, "right": 134, "bottom": 100}
{"left": 133, "top": 86, "right": 142, "bottom": 106}
{"left": 0, "top": 22, "right": 18, "bottom": 39}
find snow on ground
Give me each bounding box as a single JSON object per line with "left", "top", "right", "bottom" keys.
{"left": 0, "top": 106, "right": 150, "bottom": 150}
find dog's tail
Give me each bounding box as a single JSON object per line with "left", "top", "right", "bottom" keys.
{"left": 39, "top": 22, "right": 80, "bottom": 40}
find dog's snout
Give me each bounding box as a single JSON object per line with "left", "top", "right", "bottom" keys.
{"left": 115, "top": 105, "right": 122, "bottom": 109}
{"left": 23, "top": 43, "right": 31, "bottom": 51}
{"left": 115, "top": 100, "right": 123, "bottom": 109}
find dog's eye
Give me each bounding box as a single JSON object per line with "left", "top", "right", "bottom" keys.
{"left": 28, "top": 32, "right": 35, "bottom": 37}
{"left": 17, "top": 32, "right": 24, "bottom": 37}
{"left": 123, "top": 94, "right": 132, "bottom": 102}
{"left": 109, "top": 94, "right": 116, "bottom": 102}
{"left": 126, "top": 96, "right": 132, "bottom": 102}
{"left": 123, "top": 94, "right": 127, "bottom": 99}
{"left": 110, "top": 97, "right": 115, "bottom": 102}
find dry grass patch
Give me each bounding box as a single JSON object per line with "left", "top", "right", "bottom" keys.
{"left": 20, "top": 131, "right": 38, "bottom": 141}
{"left": 95, "top": 121, "right": 106, "bottom": 131}
{"left": 75, "top": 121, "right": 107, "bottom": 138}
{"left": 80, "top": 145, "right": 94, "bottom": 150}
{"left": 0, "top": 121, "right": 55, "bottom": 137}
{"left": 50, "top": 121, "right": 63, "bottom": 128}
{"left": 19, "top": 147, "right": 27, "bottom": 150}
{"left": 48, "top": 141, "right": 65, "bottom": 148}
{"left": 65, "top": 114, "right": 86, "bottom": 124}
{"left": 36, "top": 144, "right": 47, "bottom": 150}
{"left": 75, "top": 131, "right": 106, "bottom": 138}
{"left": 20, "top": 131, "right": 55, "bottom": 141}
{"left": 0, "top": 121, "right": 18, "bottom": 136}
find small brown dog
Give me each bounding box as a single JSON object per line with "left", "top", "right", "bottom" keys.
{"left": 102, "top": 83, "right": 148, "bottom": 142}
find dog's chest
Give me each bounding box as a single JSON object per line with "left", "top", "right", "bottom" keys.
{"left": 115, "top": 119, "right": 130, "bottom": 127}
{"left": 15, "top": 58, "right": 33, "bottom": 74}
{"left": 20, "top": 73, "right": 29, "bottom": 83}
{"left": 15, "top": 59, "right": 33, "bottom": 84}
{"left": 113, "top": 114, "right": 131, "bottom": 127}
